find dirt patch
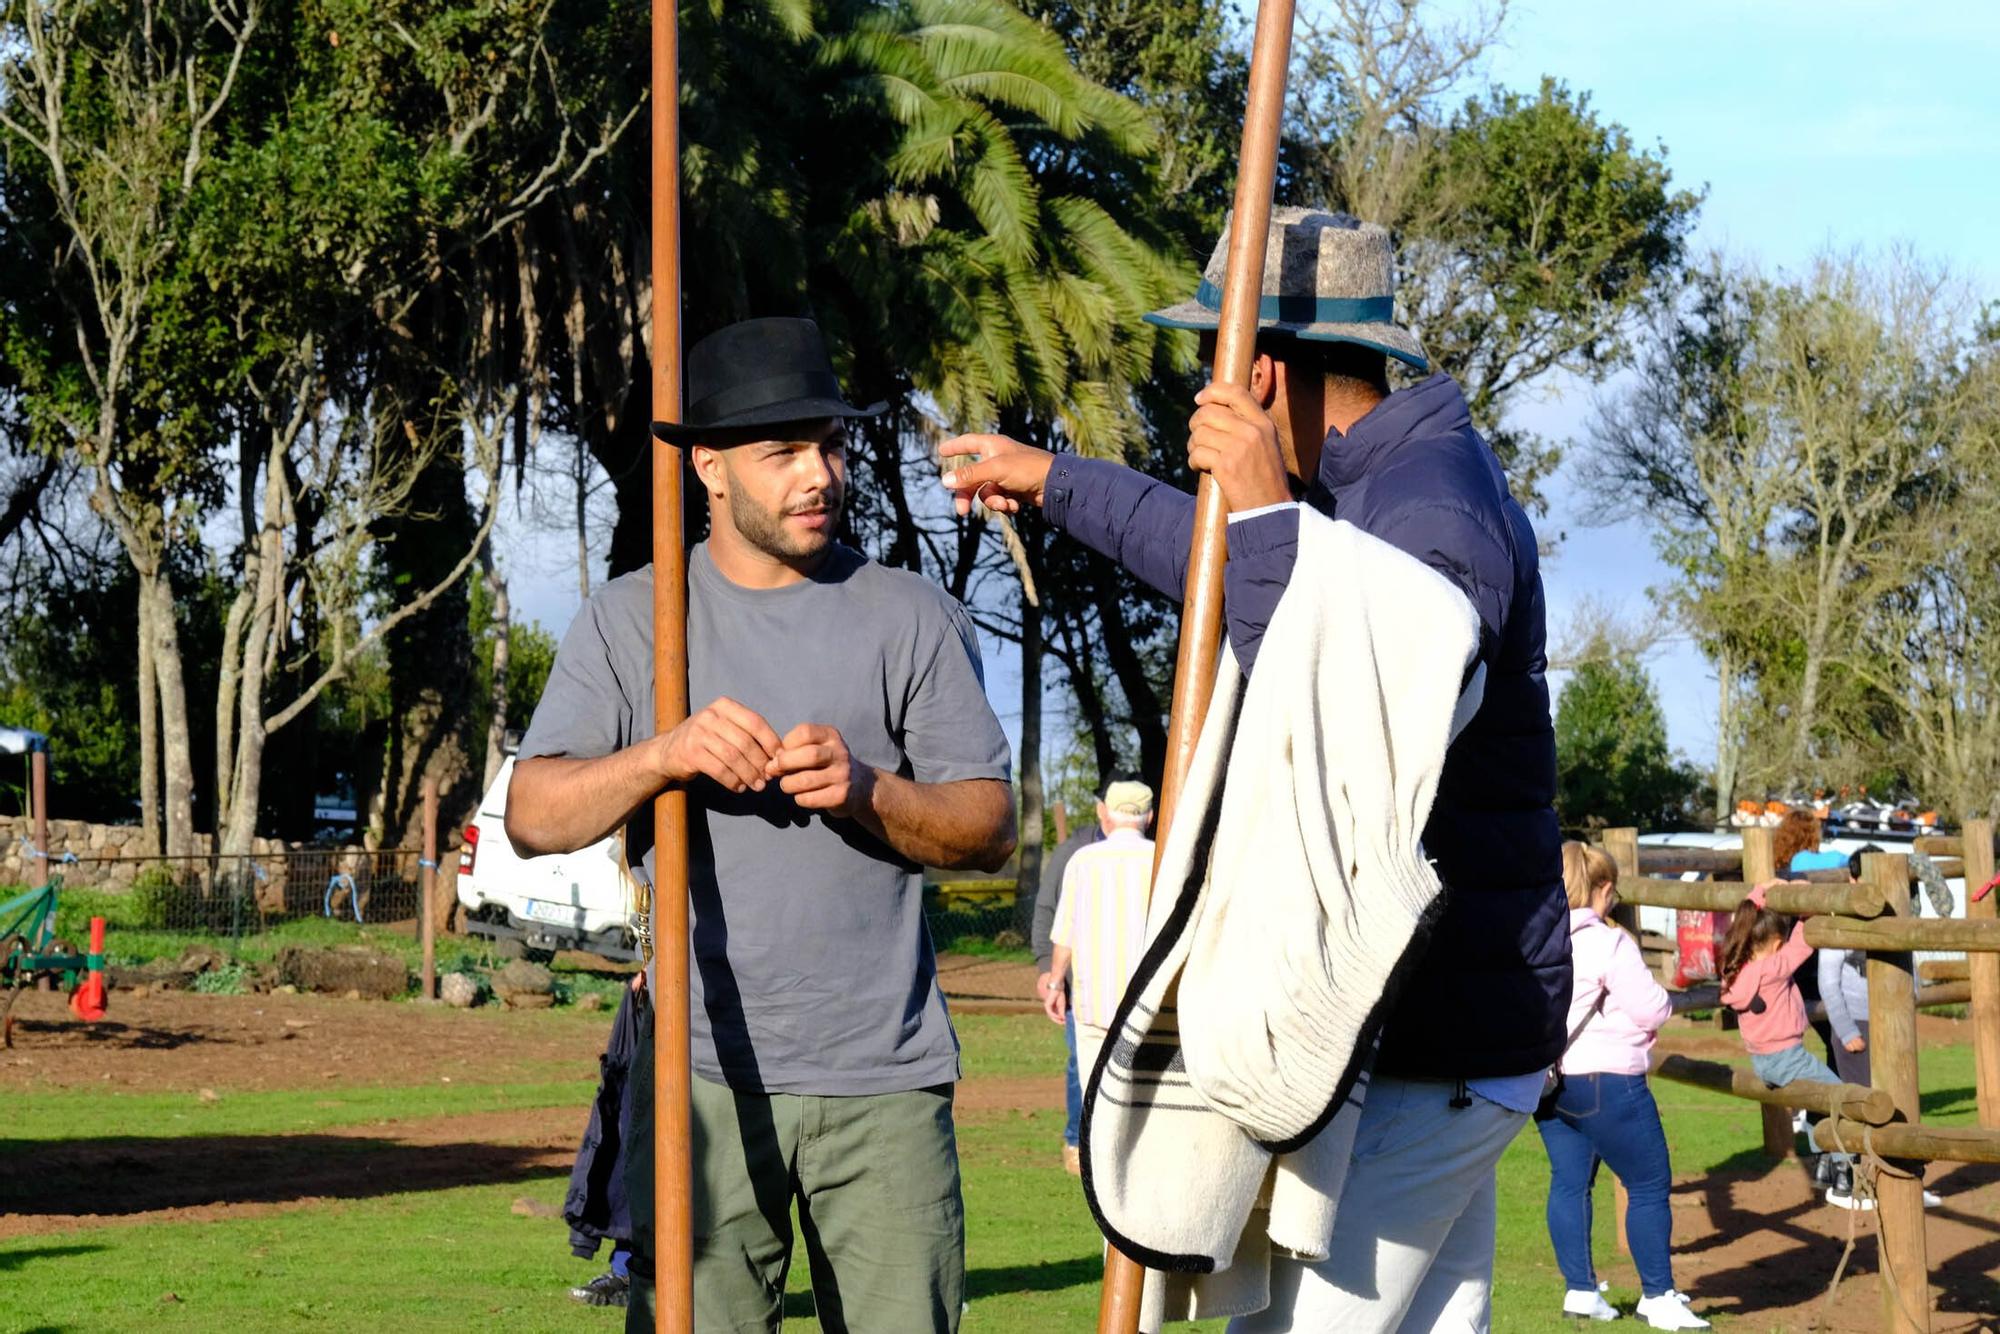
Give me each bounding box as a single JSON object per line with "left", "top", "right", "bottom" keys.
{"left": 955, "top": 1074, "right": 1063, "bottom": 1117}
{"left": 1607, "top": 1157, "right": 2000, "bottom": 1332}
{"left": 935, "top": 952, "right": 1039, "bottom": 1003}
{"left": 0, "top": 987, "right": 604, "bottom": 1094}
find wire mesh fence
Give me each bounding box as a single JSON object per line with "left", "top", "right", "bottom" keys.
{"left": 923, "top": 881, "right": 1026, "bottom": 952}
{"left": 52, "top": 850, "right": 428, "bottom": 944}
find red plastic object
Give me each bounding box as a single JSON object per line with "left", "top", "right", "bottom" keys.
{"left": 1673, "top": 908, "right": 1731, "bottom": 988}
{"left": 69, "top": 915, "right": 107, "bottom": 1022}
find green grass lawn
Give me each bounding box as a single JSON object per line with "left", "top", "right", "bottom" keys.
{"left": 0, "top": 1018, "right": 1984, "bottom": 1332}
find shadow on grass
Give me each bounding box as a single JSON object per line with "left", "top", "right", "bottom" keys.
{"left": 5, "top": 1017, "right": 223, "bottom": 1052}
{"left": 0, "top": 1132, "right": 569, "bottom": 1223}
{"left": 1707, "top": 1145, "right": 1788, "bottom": 1175}
{"left": 0, "top": 1242, "right": 105, "bottom": 1271}
{"left": 968, "top": 1256, "right": 1105, "bottom": 1298}
{"left": 1919, "top": 1085, "right": 1977, "bottom": 1120}
{"left": 772, "top": 1256, "right": 1102, "bottom": 1320}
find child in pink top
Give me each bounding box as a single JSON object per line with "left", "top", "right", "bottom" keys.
{"left": 1718, "top": 884, "right": 1865, "bottom": 1209}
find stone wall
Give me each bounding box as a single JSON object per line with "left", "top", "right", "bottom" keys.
{"left": 2, "top": 814, "right": 349, "bottom": 892}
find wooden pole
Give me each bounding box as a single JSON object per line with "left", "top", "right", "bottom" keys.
{"left": 30, "top": 748, "right": 48, "bottom": 886}
{"left": 1804, "top": 915, "right": 2000, "bottom": 953}
{"left": 1618, "top": 875, "right": 1885, "bottom": 918}
{"left": 1052, "top": 801, "right": 1070, "bottom": 845}
{"left": 420, "top": 778, "right": 438, "bottom": 1002}
{"left": 1863, "top": 852, "right": 1929, "bottom": 1334}
{"left": 1752, "top": 824, "right": 1800, "bottom": 1152}
{"left": 1095, "top": 4, "right": 1295, "bottom": 1329}
{"left": 650, "top": 4, "right": 694, "bottom": 1330}
{"left": 1964, "top": 819, "right": 2000, "bottom": 1129}
{"left": 1601, "top": 827, "right": 1640, "bottom": 937}
{"left": 1812, "top": 1118, "right": 2000, "bottom": 1165}
{"left": 1649, "top": 1053, "right": 1895, "bottom": 1123}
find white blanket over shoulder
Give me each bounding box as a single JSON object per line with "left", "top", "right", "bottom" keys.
{"left": 1080, "top": 509, "right": 1480, "bottom": 1323}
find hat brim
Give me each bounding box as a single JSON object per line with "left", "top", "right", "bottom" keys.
{"left": 1143, "top": 302, "right": 1429, "bottom": 373}
{"left": 651, "top": 397, "right": 887, "bottom": 443}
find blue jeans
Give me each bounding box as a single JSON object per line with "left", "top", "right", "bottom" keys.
{"left": 1751, "top": 1042, "right": 1851, "bottom": 1165}
{"left": 1536, "top": 1072, "right": 1676, "bottom": 1299}
{"left": 1063, "top": 1008, "right": 1082, "bottom": 1147}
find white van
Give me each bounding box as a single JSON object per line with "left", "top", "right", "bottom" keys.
{"left": 456, "top": 755, "right": 640, "bottom": 962}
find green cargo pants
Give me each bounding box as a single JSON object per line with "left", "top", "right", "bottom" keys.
{"left": 625, "top": 1007, "right": 965, "bottom": 1333}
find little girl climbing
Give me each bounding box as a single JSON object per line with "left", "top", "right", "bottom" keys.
{"left": 1717, "top": 884, "right": 1867, "bottom": 1210}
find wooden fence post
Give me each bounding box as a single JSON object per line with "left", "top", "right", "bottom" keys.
{"left": 30, "top": 749, "right": 48, "bottom": 886}
{"left": 420, "top": 778, "right": 438, "bottom": 1002}
{"left": 1962, "top": 818, "right": 1999, "bottom": 1129}
{"left": 1864, "top": 851, "right": 1930, "bottom": 1334}
{"left": 1602, "top": 827, "right": 1640, "bottom": 936}
{"left": 1052, "top": 801, "right": 1070, "bottom": 845}
{"left": 1741, "top": 826, "right": 1793, "bottom": 1144}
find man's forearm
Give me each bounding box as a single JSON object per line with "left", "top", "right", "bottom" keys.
{"left": 855, "top": 773, "right": 1015, "bottom": 872}
{"left": 506, "top": 746, "right": 666, "bottom": 856}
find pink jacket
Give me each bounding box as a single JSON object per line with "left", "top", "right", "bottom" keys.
{"left": 1562, "top": 908, "right": 1674, "bottom": 1076}
{"left": 1720, "top": 920, "right": 1813, "bottom": 1055}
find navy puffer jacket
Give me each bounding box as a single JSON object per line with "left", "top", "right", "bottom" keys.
{"left": 1043, "top": 372, "right": 1570, "bottom": 1079}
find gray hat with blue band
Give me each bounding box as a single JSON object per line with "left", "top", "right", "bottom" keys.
{"left": 1144, "top": 206, "right": 1429, "bottom": 372}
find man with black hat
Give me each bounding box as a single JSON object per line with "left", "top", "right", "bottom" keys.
{"left": 940, "top": 210, "right": 1569, "bottom": 1331}
{"left": 507, "top": 316, "right": 1016, "bottom": 1332}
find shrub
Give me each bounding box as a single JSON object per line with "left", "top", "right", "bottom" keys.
{"left": 131, "top": 866, "right": 202, "bottom": 930}
{"left": 193, "top": 961, "right": 251, "bottom": 995}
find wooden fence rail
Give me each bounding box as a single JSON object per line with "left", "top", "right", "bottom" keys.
{"left": 1650, "top": 1052, "right": 1893, "bottom": 1123}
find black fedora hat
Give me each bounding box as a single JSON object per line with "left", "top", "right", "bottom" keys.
{"left": 651, "top": 317, "right": 886, "bottom": 442}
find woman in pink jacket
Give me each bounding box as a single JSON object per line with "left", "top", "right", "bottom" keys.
{"left": 1538, "top": 843, "right": 1705, "bottom": 1330}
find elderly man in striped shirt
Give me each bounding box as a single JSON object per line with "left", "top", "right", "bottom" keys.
{"left": 1045, "top": 777, "right": 1158, "bottom": 1156}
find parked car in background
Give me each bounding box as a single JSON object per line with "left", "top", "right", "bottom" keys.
{"left": 457, "top": 754, "right": 639, "bottom": 962}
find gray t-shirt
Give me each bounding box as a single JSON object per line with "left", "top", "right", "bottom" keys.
{"left": 518, "top": 543, "right": 1011, "bottom": 1095}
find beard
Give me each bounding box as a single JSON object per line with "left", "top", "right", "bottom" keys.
{"left": 727, "top": 477, "right": 844, "bottom": 561}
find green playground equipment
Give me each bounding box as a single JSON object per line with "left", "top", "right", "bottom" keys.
{"left": 0, "top": 877, "right": 108, "bottom": 1047}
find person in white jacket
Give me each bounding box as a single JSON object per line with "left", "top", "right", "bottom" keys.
{"left": 1537, "top": 843, "right": 1706, "bottom": 1330}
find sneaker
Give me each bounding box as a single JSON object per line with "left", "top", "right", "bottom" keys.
{"left": 1810, "top": 1153, "right": 1833, "bottom": 1186}
{"left": 569, "top": 1270, "right": 630, "bottom": 1308}
{"left": 1825, "top": 1161, "right": 1875, "bottom": 1211}
{"left": 1062, "top": 1143, "right": 1082, "bottom": 1177}
{"left": 1922, "top": 1189, "right": 1942, "bottom": 1208}
{"left": 1635, "top": 1290, "right": 1710, "bottom": 1330}
{"left": 1562, "top": 1288, "right": 1619, "bottom": 1321}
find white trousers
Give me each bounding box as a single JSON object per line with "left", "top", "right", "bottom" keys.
{"left": 1227, "top": 1076, "right": 1528, "bottom": 1334}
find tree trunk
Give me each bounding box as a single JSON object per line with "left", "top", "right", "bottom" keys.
{"left": 575, "top": 441, "right": 592, "bottom": 604}
{"left": 146, "top": 573, "right": 198, "bottom": 857}
{"left": 213, "top": 584, "right": 253, "bottom": 835}
{"left": 137, "top": 576, "right": 161, "bottom": 856}
{"left": 1054, "top": 601, "right": 1117, "bottom": 785}
{"left": 1713, "top": 644, "right": 1739, "bottom": 828}
{"left": 1091, "top": 565, "right": 1168, "bottom": 785}
{"left": 484, "top": 550, "right": 512, "bottom": 789}
{"left": 1017, "top": 574, "right": 1045, "bottom": 935}
{"left": 219, "top": 456, "right": 289, "bottom": 857}
{"left": 379, "top": 441, "right": 479, "bottom": 850}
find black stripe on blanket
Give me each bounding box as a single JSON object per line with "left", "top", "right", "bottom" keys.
{"left": 1076, "top": 694, "right": 1240, "bottom": 1275}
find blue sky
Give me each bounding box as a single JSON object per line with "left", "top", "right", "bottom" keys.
{"left": 1424, "top": 0, "right": 2000, "bottom": 771}
{"left": 508, "top": 1, "right": 2000, "bottom": 781}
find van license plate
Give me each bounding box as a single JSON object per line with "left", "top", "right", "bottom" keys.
{"left": 523, "top": 900, "right": 575, "bottom": 925}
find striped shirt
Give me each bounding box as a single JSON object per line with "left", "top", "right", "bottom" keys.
{"left": 1050, "top": 827, "right": 1156, "bottom": 1027}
